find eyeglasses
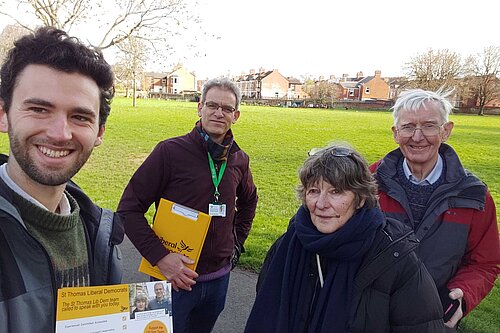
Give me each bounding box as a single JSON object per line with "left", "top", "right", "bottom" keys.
{"left": 397, "top": 123, "right": 444, "bottom": 138}
{"left": 204, "top": 101, "right": 236, "bottom": 114}
{"left": 308, "top": 147, "right": 353, "bottom": 157}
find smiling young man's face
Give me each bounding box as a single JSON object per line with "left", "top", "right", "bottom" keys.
{"left": 0, "top": 64, "right": 104, "bottom": 188}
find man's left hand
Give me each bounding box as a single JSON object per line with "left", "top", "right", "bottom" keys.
{"left": 445, "top": 288, "right": 464, "bottom": 328}
{"left": 231, "top": 241, "right": 244, "bottom": 270}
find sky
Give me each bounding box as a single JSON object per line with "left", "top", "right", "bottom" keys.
{"left": 185, "top": 0, "right": 500, "bottom": 80}
{"left": 1, "top": 0, "right": 499, "bottom": 81}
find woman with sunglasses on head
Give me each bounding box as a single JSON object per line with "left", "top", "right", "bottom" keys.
{"left": 244, "top": 144, "right": 445, "bottom": 333}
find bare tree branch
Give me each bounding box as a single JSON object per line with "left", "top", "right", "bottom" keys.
{"left": 0, "top": 0, "right": 198, "bottom": 51}
{"left": 464, "top": 46, "right": 500, "bottom": 115}
{"left": 405, "top": 48, "right": 463, "bottom": 91}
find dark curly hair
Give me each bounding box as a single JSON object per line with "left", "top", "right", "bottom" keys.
{"left": 0, "top": 26, "right": 114, "bottom": 127}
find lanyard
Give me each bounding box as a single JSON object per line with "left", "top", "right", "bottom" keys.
{"left": 207, "top": 152, "right": 227, "bottom": 202}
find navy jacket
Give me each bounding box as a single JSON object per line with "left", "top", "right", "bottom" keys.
{"left": 254, "top": 217, "right": 445, "bottom": 333}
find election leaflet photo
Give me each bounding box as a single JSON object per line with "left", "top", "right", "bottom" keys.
{"left": 56, "top": 281, "right": 173, "bottom": 333}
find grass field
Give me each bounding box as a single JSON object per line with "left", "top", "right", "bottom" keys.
{"left": 0, "top": 97, "right": 498, "bottom": 332}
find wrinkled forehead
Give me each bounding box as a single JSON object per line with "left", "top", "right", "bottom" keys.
{"left": 204, "top": 86, "right": 236, "bottom": 101}
{"left": 397, "top": 101, "right": 445, "bottom": 124}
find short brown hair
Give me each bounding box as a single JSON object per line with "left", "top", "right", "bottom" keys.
{"left": 297, "top": 143, "right": 378, "bottom": 209}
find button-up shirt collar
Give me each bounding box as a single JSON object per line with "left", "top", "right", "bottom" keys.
{"left": 403, "top": 154, "right": 443, "bottom": 185}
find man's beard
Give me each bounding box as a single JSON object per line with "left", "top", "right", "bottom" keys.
{"left": 9, "top": 133, "right": 92, "bottom": 186}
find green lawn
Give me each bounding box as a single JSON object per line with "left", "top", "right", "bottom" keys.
{"left": 0, "top": 97, "right": 498, "bottom": 332}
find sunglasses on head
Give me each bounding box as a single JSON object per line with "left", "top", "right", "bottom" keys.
{"left": 308, "top": 147, "right": 353, "bottom": 157}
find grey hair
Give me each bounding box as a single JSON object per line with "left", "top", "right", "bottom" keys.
{"left": 134, "top": 293, "right": 148, "bottom": 304}
{"left": 296, "top": 143, "right": 378, "bottom": 209}
{"left": 392, "top": 88, "right": 454, "bottom": 126}
{"left": 201, "top": 77, "right": 241, "bottom": 110}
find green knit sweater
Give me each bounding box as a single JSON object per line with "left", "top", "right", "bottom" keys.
{"left": 12, "top": 191, "right": 90, "bottom": 288}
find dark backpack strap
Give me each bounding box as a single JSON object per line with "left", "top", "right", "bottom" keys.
{"left": 0, "top": 195, "right": 24, "bottom": 228}
{"left": 0, "top": 196, "right": 28, "bottom": 300}
{"left": 93, "top": 208, "right": 122, "bottom": 285}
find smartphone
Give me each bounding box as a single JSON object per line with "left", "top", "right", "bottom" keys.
{"left": 439, "top": 288, "right": 460, "bottom": 322}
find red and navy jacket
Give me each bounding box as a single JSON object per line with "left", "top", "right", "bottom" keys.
{"left": 370, "top": 144, "right": 500, "bottom": 315}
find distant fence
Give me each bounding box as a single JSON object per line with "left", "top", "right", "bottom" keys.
{"left": 119, "top": 93, "right": 500, "bottom": 115}
{"left": 148, "top": 92, "right": 200, "bottom": 102}
{"left": 240, "top": 98, "right": 500, "bottom": 115}
{"left": 456, "top": 107, "right": 500, "bottom": 115}
{"left": 241, "top": 98, "right": 394, "bottom": 110}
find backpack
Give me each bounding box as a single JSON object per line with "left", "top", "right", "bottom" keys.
{"left": 0, "top": 195, "right": 122, "bottom": 285}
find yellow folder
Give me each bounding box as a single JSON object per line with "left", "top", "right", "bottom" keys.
{"left": 138, "top": 198, "right": 212, "bottom": 280}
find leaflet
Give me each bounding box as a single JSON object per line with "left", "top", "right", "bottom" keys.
{"left": 56, "top": 281, "right": 173, "bottom": 333}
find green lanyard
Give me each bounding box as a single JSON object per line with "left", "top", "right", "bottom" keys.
{"left": 207, "top": 152, "right": 227, "bottom": 202}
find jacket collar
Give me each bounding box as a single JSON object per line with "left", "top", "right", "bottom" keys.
{"left": 378, "top": 143, "right": 466, "bottom": 184}
{"left": 376, "top": 144, "right": 487, "bottom": 208}
{"left": 188, "top": 127, "right": 241, "bottom": 155}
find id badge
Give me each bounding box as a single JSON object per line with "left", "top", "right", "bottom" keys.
{"left": 209, "top": 203, "right": 226, "bottom": 217}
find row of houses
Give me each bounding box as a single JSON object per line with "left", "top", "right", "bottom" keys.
{"left": 143, "top": 65, "right": 499, "bottom": 109}
{"left": 145, "top": 65, "right": 394, "bottom": 102}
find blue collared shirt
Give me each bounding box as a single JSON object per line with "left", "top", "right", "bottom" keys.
{"left": 403, "top": 154, "right": 443, "bottom": 185}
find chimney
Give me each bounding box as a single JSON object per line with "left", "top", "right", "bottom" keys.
{"left": 249, "top": 69, "right": 255, "bottom": 75}
{"left": 374, "top": 70, "right": 381, "bottom": 77}
{"left": 329, "top": 75, "right": 336, "bottom": 81}
{"left": 342, "top": 73, "right": 348, "bottom": 82}
{"left": 259, "top": 67, "right": 265, "bottom": 73}
{"left": 319, "top": 75, "right": 324, "bottom": 81}
{"left": 356, "top": 71, "right": 363, "bottom": 79}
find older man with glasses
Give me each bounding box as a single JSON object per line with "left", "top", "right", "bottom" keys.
{"left": 118, "top": 77, "right": 258, "bottom": 333}
{"left": 370, "top": 89, "right": 500, "bottom": 332}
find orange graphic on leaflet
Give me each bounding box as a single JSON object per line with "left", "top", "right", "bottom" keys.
{"left": 144, "top": 320, "right": 168, "bottom": 333}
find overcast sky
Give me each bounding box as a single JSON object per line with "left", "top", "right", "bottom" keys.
{"left": 186, "top": 0, "right": 499, "bottom": 80}
{"left": 1, "top": 0, "right": 499, "bottom": 80}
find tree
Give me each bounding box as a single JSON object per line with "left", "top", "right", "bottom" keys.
{"left": 405, "top": 49, "right": 463, "bottom": 91}
{"left": 303, "top": 79, "right": 342, "bottom": 107}
{"left": 113, "top": 36, "right": 148, "bottom": 107}
{"left": 0, "top": 24, "right": 30, "bottom": 64}
{"left": 0, "top": 0, "right": 200, "bottom": 52}
{"left": 464, "top": 46, "right": 500, "bottom": 115}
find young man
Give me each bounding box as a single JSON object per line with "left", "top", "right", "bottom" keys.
{"left": 0, "top": 27, "right": 123, "bottom": 332}
{"left": 370, "top": 89, "right": 500, "bottom": 332}
{"left": 118, "top": 78, "right": 258, "bottom": 333}
{"left": 149, "top": 282, "right": 172, "bottom": 315}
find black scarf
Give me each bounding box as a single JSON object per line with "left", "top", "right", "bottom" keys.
{"left": 195, "top": 120, "right": 233, "bottom": 162}
{"left": 245, "top": 205, "right": 384, "bottom": 333}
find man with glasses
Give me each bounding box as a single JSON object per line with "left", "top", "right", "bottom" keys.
{"left": 118, "top": 77, "right": 258, "bottom": 333}
{"left": 370, "top": 89, "right": 499, "bottom": 332}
